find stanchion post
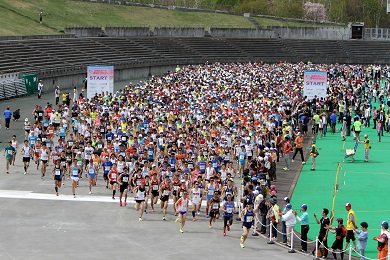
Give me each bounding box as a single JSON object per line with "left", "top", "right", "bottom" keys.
{"left": 313, "top": 236, "right": 319, "bottom": 260}
{"left": 348, "top": 246, "right": 352, "bottom": 260}
{"left": 267, "top": 222, "right": 275, "bottom": 244}
{"left": 288, "top": 229, "right": 295, "bottom": 253}
{"left": 252, "top": 215, "right": 259, "bottom": 236}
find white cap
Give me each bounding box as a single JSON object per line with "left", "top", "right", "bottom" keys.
{"left": 25, "top": 118, "right": 28, "bottom": 121}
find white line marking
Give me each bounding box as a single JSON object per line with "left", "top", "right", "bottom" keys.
{"left": 0, "top": 190, "right": 232, "bottom": 207}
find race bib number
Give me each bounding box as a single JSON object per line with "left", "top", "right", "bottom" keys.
{"left": 153, "top": 185, "right": 158, "bottom": 190}
{"left": 246, "top": 216, "right": 253, "bottom": 222}
{"left": 55, "top": 170, "right": 61, "bottom": 175}
{"left": 213, "top": 203, "right": 219, "bottom": 209}
{"left": 163, "top": 190, "right": 170, "bottom": 196}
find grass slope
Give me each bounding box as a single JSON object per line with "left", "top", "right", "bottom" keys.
{"left": 0, "top": 0, "right": 254, "bottom": 36}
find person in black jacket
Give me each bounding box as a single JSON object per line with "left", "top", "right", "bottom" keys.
{"left": 12, "top": 109, "right": 20, "bottom": 121}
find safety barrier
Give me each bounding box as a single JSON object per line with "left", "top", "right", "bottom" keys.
{"left": 252, "top": 214, "right": 389, "bottom": 259}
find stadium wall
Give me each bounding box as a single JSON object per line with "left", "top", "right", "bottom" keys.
{"left": 65, "top": 26, "right": 351, "bottom": 40}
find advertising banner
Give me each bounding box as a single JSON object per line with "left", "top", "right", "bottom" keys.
{"left": 303, "top": 71, "right": 327, "bottom": 100}
{"left": 87, "top": 66, "right": 114, "bottom": 99}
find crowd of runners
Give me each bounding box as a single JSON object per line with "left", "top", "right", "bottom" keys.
{"left": 3, "top": 62, "right": 390, "bottom": 253}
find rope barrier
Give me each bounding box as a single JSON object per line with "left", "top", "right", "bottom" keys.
{"left": 292, "top": 230, "right": 317, "bottom": 244}
{"left": 254, "top": 214, "right": 271, "bottom": 228}
{"left": 352, "top": 248, "right": 379, "bottom": 260}
{"left": 318, "top": 240, "right": 350, "bottom": 254}
{"left": 270, "top": 222, "right": 293, "bottom": 236}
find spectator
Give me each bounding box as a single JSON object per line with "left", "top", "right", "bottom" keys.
{"left": 312, "top": 208, "right": 330, "bottom": 258}
{"left": 282, "top": 135, "right": 292, "bottom": 171}
{"left": 292, "top": 132, "right": 305, "bottom": 165}
{"left": 12, "top": 109, "right": 20, "bottom": 121}
{"left": 354, "top": 221, "right": 368, "bottom": 260}
{"left": 373, "top": 221, "right": 389, "bottom": 260}
{"left": 294, "top": 204, "right": 310, "bottom": 253}
{"left": 330, "top": 110, "right": 337, "bottom": 134}
{"left": 281, "top": 204, "right": 296, "bottom": 247}
{"left": 310, "top": 140, "right": 318, "bottom": 171}
{"left": 3, "top": 106, "right": 12, "bottom": 129}
{"left": 38, "top": 80, "right": 43, "bottom": 99}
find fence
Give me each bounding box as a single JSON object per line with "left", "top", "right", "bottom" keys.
{"left": 0, "top": 79, "right": 28, "bottom": 100}
{"left": 364, "top": 28, "right": 390, "bottom": 41}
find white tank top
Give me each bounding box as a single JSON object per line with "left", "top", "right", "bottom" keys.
{"left": 22, "top": 146, "right": 31, "bottom": 157}
{"left": 40, "top": 149, "right": 49, "bottom": 160}
{"left": 179, "top": 198, "right": 188, "bottom": 212}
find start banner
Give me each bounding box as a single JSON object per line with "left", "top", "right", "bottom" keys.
{"left": 87, "top": 66, "right": 114, "bottom": 99}
{"left": 303, "top": 71, "right": 328, "bottom": 100}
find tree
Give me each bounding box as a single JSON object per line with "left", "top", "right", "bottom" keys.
{"left": 303, "top": 2, "right": 328, "bottom": 22}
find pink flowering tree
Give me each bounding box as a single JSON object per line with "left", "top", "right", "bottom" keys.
{"left": 303, "top": 2, "right": 328, "bottom": 22}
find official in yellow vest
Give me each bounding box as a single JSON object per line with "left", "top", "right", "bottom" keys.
{"left": 344, "top": 202, "right": 357, "bottom": 250}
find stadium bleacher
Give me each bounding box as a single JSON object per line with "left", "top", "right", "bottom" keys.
{"left": 1, "top": 37, "right": 390, "bottom": 76}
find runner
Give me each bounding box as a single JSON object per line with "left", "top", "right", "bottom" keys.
{"left": 108, "top": 163, "right": 119, "bottom": 200}
{"left": 52, "top": 160, "right": 63, "bottom": 196}
{"left": 205, "top": 176, "right": 218, "bottom": 218}
{"left": 240, "top": 202, "right": 254, "bottom": 248}
{"left": 21, "top": 140, "right": 33, "bottom": 175}
{"left": 159, "top": 175, "right": 171, "bottom": 220}
{"left": 11, "top": 135, "right": 19, "bottom": 166}
{"left": 190, "top": 180, "right": 202, "bottom": 221}
{"left": 149, "top": 172, "right": 160, "bottom": 212}
{"left": 40, "top": 142, "right": 50, "bottom": 179}
{"left": 175, "top": 191, "right": 189, "bottom": 233}
{"left": 101, "top": 157, "right": 113, "bottom": 189}
{"left": 134, "top": 179, "right": 147, "bottom": 221}
{"left": 118, "top": 167, "right": 130, "bottom": 207}
{"left": 3, "top": 141, "right": 16, "bottom": 174}
{"left": 86, "top": 160, "right": 96, "bottom": 194}
{"left": 208, "top": 190, "right": 221, "bottom": 229}
{"left": 70, "top": 159, "right": 80, "bottom": 198}
{"left": 222, "top": 193, "right": 235, "bottom": 236}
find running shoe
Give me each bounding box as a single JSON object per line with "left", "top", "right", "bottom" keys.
{"left": 175, "top": 218, "right": 179, "bottom": 223}
{"left": 24, "top": 172, "right": 26, "bottom": 175}
{"left": 106, "top": 185, "right": 108, "bottom": 189}
{"left": 208, "top": 224, "right": 213, "bottom": 229}
{"left": 144, "top": 210, "right": 147, "bottom": 214}
{"left": 197, "top": 210, "right": 200, "bottom": 215}
{"left": 139, "top": 217, "right": 142, "bottom": 221}
{"left": 89, "top": 191, "right": 92, "bottom": 195}
{"left": 192, "top": 218, "right": 196, "bottom": 222}
{"left": 227, "top": 225, "right": 230, "bottom": 231}
{"left": 124, "top": 201, "right": 127, "bottom": 206}
{"left": 162, "top": 216, "right": 166, "bottom": 221}
{"left": 152, "top": 209, "right": 155, "bottom": 212}
{"left": 73, "top": 194, "right": 76, "bottom": 198}
{"left": 283, "top": 167, "right": 289, "bottom": 171}
{"left": 56, "top": 192, "right": 59, "bottom": 196}
{"left": 179, "top": 229, "right": 183, "bottom": 233}
{"left": 223, "top": 232, "right": 226, "bottom": 236}
{"left": 240, "top": 235, "right": 244, "bottom": 242}
{"left": 206, "top": 214, "right": 209, "bottom": 218}
{"left": 120, "top": 201, "right": 122, "bottom": 207}
{"left": 291, "top": 159, "right": 294, "bottom": 163}
{"left": 240, "top": 242, "right": 245, "bottom": 248}
{"left": 112, "top": 197, "right": 115, "bottom": 200}
{"left": 6, "top": 171, "right": 9, "bottom": 174}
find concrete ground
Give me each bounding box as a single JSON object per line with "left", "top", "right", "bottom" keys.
{"left": 0, "top": 82, "right": 311, "bottom": 260}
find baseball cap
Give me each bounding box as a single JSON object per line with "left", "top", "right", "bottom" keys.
{"left": 286, "top": 204, "right": 292, "bottom": 209}
{"left": 141, "top": 179, "right": 146, "bottom": 184}
{"left": 301, "top": 204, "right": 307, "bottom": 210}
{"left": 364, "top": 134, "right": 368, "bottom": 138}
{"left": 25, "top": 118, "right": 28, "bottom": 122}
{"left": 283, "top": 197, "right": 290, "bottom": 203}
{"left": 345, "top": 202, "right": 352, "bottom": 207}
{"left": 253, "top": 190, "right": 259, "bottom": 195}
{"left": 381, "top": 221, "right": 388, "bottom": 229}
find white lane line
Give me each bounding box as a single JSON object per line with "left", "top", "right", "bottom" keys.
{"left": 0, "top": 190, "right": 235, "bottom": 207}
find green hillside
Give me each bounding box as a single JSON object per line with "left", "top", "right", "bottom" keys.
{"left": 0, "top": 0, "right": 338, "bottom": 36}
